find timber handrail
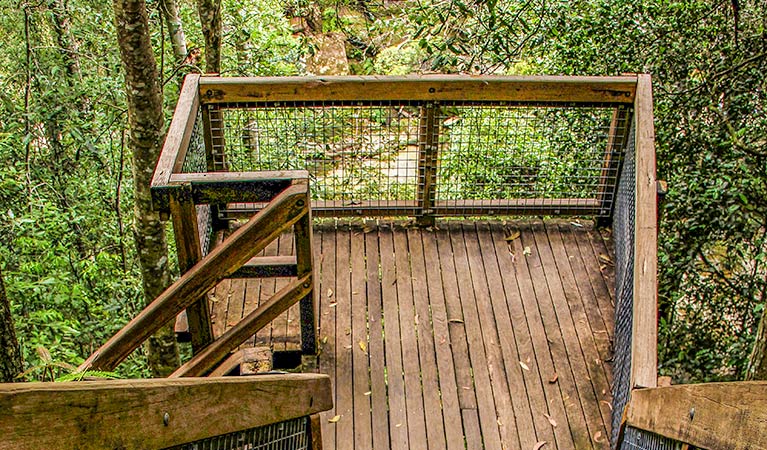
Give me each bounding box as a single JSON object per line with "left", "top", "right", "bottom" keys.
{"left": 624, "top": 382, "right": 767, "bottom": 449}
{"left": 80, "top": 181, "right": 310, "bottom": 372}
{"left": 198, "top": 74, "right": 637, "bottom": 104}
{"left": 630, "top": 74, "right": 658, "bottom": 389}
{"left": 0, "top": 374, "right": 332, "bottom": 450}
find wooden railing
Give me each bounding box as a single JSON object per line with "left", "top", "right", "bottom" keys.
{"left": 621, "top": 382, "right": 767, "bottom": 449}
{"left": 0, "top": 374, "right": 332, "bottom": 450}
{"left": 161, "top": 74, "right": 639, "bottom": 227}
{"left": 81, "top": 176, "right": 316, "bottom": 374}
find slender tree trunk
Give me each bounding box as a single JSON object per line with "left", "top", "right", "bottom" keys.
{"left": 49, "top": 0, "right": 82, "bottom": 80}
{"left": 747, "top": 310, "right": 767, "bottom": 379}
{"left": 0, "top": 267, "right": 23, "bottom": 383}
{"left": 113, "top": 0, "right": 179, "bottom": 377}
{"left": 197, "top": 0, "right": 222, "bottom": 73}
{"left": 160, "top": 0, "right": 187, "bottom": 63}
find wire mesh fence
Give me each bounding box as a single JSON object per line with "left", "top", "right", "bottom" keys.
{"left": 192, "top": 101, "right": 632, "bottom": 217}
{"left": 620, "top": 426, "right": 684, "bottom": 450}
{"left": 612, "top": 122, "right": 636, "bottom": 447}
{"left": 164, "top": 416, "right": 310, "bottom": 450}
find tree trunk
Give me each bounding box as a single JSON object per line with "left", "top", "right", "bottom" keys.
{"left": 0, "top": 267, "right": 23, "bottom": 383}
{"left": 113, "top": 0, "right": 179, "bottom": 377}
{"left": 197, "top": 0, "right": 222, "bottom": 73}
{"left": 160, "top": 0, "right": 187, "bottom": 64}
{"left": 747, "top": 309, "right": 767, "bottom": 379}
{"left": 49, "top": 0, "right": 82, "bottom": 80}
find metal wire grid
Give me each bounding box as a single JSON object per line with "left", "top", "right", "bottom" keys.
{"left": 164, "top": 416, "right": 310, "bottom": 450}
{"left": 434, "top": 103, "right": 626, "bottom": 209}
{"left": 611, "top": 122, "right": 636, "bottom": 448}
{"left": 182, "top": 110, "right": 207, "bottom": 173}
{"left": 197, "top": 101, "right": 630, "bottom": 216}
{"left": 620, "top": 426, "right": 683, "bottom": 450}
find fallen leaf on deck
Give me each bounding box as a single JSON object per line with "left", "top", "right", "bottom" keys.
{"left": 414, "top": 314, "right": 419, "bottom": 326}
{"left": 328, "top": 302, "right": 337, "bottom": 308}
{"left": 328, "top": 415, "right": 341, "bottom": 423}
{"left": 327, "top": 289, "right": 334, "bottom": 298}
{"left": 448, "top": 318, "right": 464, "bottom": 324}
{"left": 359, "top": 341, "right": 367, "bottom": 353}
{"left": 395, "top": 423, "right": 402, "bottom": 428}
{"left": 363, "top": 226, "right": 374, "bottom": 233}
{"left": 601, "top": 400, "right": 613, "bottom": 411}
{"left": 544, "top": 413, "right": 557, "bottom": 427}
{"left": 505, "top": 231, "right": 521, "bottom": 242}
{"left": 344, "top": 344, "right": 352, "bottom": 349}
{"left": 322, "top": 336, "right": 328, "bottom": 344}
{"left": 523, "top": 246, "right": 532, "bottom": 256}
{"left": 548, "top": 373, "right": 558, "bottom": 384}
{"left": 593, "top": 431, "right": 603, "bottom": 442}
{"left": 462, "top": 386, "right": 471, "bottom": 390}
{"left": 520, "top": 361, "right": 530, "bottom": 371}
{"left": 364, "top": 391, "right": 372, "bottom": 396}
{"left": 533, "top": 441, "right": 547, "bottom": 450}
{"left": 599, "top": 254, "right": 613, "bottom": 264}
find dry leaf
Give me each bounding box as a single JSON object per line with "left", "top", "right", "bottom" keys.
{"left": 363, "top": 226, "right": 374, "bottom": 233}
{"left": 395, "top": 423, "right": 402, "bottom": 428}
{"left": 327, "top": 288, "right": 334, "bottom": 298}
{"left": 593, "top": 431, "right": 603, "bottom": 442}
{"left": 448, "top": 318, "right": 464, "bottom": 324}
{"left": 523, "top": 246, "right": 532, "bottom": 256}
{"left": 328, "top": 415, "right": 341, "bottom": 423}
{"left": 600, "top": 400, "right": 613, "bottom": 411}
{"left": 359, "top": 341, "right": 367, "bottom": 353}
{"left": 505, "top": 231, "right": 521, "bottom": 242}
{"left": 548, "top": 373, "right": 558, "bottom": 384}
{"left": 599, "top": 254, "right": 613, "bottom": 264}
{"left": 520, "top": 361, "right": 530, "bottom": 371}
{"left": 344, "top": 344, "right": 352, "bottom": 349}
{"left": 329, "top": 302, "right": 337, "bottom": 308}
{"left": 543, "top": 413, "right": 557, "bottom": 428}
{"left": 414, "top": 314, "right": 419, "bottom": 326}
{"left": 322, "top": 336, "right": 328, "bottom": 344}
{"left": 364, "top": 391, "right": 372, "bottom": 396}
{"left": 533, "top": 441, "right": 547, "bottom": 450}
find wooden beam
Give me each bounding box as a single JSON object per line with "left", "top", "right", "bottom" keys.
{"left": 169, "top": 184, "right": 213, "bottom": 353}
{"left": 79, "top": 183, "right": 309, "bottom": 372}
{"left": 294, "top": 206, "right": 317, "bottom": 354}
{"left": 0, "top": 374, "right": 332, "bottom": 450}
{"left": 625, "top": 382, "right": 767, "bottom": 450}
{"left": 220, "top": 198, "right": 604, "bottom": 219}
{"left": 631, "top": 74, "right": 658, "bottom": 389}
{"left": 415, "top": 102, "right": 439, "bottom": 226}
{"left": 230, "top": 255, "right": 298, "bottom": 278}
{"left": 597, "top": 107, "right": 632, "bottom": 218}
{"left": 151, "top": 74, "right": 200, "bottom": 210}
{"left": 199, "top": 75, "right": 637, "bottom": 105}
{"left": 166, "top": 170, "right": 307, "bottom": 205}
{"left": 171, "top": 274, "right": 313, "bottom": 377}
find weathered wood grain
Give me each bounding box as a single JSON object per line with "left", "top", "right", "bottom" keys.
{"left": 199, "top": 75, "right": 637, "bottom": 104}
{"left": 0, "top": 374, "right": 332, "bottom": 450}
{"left": 626, "top": 382, "right": 767, "bottom": 450}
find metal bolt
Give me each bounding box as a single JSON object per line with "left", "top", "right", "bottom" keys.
{"left": 689, "top": 408, "right": 695, "bottom": 421}
{"left": 303, "top": 282, "right": 311, "bottom": 288}
{"left": 428, "top": 87, "right": 436, "bottom": 93}
{"left": 163, "top": 412, "right": 170, "bottom": 426}
{"left": 296, "top": 199, "right": 305, "bottom": 207}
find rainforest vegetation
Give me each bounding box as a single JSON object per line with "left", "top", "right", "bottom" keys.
{"left": 0, "top": 0, "right": 765, "bottom": 383}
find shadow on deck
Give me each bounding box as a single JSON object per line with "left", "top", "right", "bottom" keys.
{"left": 211, "top": 219, "right": 615, "bottom": 450}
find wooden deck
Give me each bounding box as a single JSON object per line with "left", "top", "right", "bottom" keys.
{"left": 210, "top": 220, "right": 615, "bottom": 450}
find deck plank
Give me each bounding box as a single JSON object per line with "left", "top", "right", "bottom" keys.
{"left": 379, "top": 225, "right": 410, "bottom": 448}
{"left": 462, "top": 224, "right": 520, "bottom": 450}
{"left": 449, "top": 223, "right": 503, "bottom": 450}
{"left": 420, "top": 229, "right": 465, "bottom": 450}
{"left": 334, "top": 226, "right": 354, "bottom": 450}
{"left": 364, "top": 225, "right": 390, "bottom": 450}
{"left": 392, "top": 227, "right": 429, "bottom": 450}
{"left": 477, "top": 222, "right": 537, "bottom": 448}
{"left": 217, "top": 220, "right": 616, "bottom": 450}
{"left": 407, "top": 228, "right": 448, "bottom": 450}
{"left": 318, "top": 228, "right": 337, "bottom": 450}
{"left": 350, "top": 227, "right": 373, "bottom": 449}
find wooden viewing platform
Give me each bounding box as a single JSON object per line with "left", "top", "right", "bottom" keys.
{"left": 210, "top": 219, "right": 615, "bottom": 450}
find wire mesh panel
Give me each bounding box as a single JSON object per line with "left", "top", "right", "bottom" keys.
{"left": 191, "top": 100, "right": 632, "bottom": 218}
{"left": 620, "top": 426, "right": 683, "bottom": 450}
{"left": 164, "top": 416, "right": 310, "bottom": 450}
{"left": 434, "top": 103, "right": 627, "bottom": 214}
{"left": 182, "top": 110, "right": 208, "bottom": 173}
{"left": 612, "top": 122, "right": 636, "bottom": 447}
